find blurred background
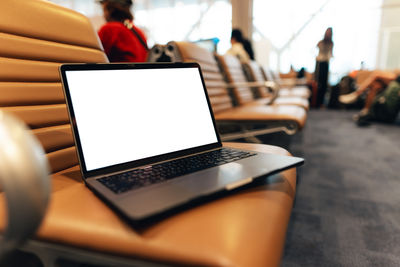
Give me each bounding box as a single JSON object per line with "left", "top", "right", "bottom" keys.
{"left": 48, "top": 0, "right": 400, "bottom": 84}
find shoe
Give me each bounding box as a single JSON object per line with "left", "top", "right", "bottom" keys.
{"left": 353, "top": 110, "right": 371, "bottom": 126}
{"left": 339, "top": 91, "right": 359, "bottom": 104}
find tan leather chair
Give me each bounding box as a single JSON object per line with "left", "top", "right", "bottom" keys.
{"left": 262, "top": 67, "right": 311, "bottom": 99}
{"left": 0, "top": 1, "right": 299, "bottom": 266}
{"left": 164, "top": 41, "right": 306, "bottom": 141}
{"left": 242, "top": 60, "right": 309, "bottom": 110}
{"left": 274, "top": 69, "right": 310, "bottom": 87}
{"left": 354, "top": 70, "right": 373, "bottom": 87}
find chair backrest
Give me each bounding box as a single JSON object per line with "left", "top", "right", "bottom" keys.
{"left": 261, "top": 67, "right": 277, "bottom": 82}
{"left": 167, "top": 41, "right": 234, "bottom": 114}
{"left": 215, "top": 54, "right": 255, "bottom": 106}
{"left": 269, "top": 69, "right": 282, "bottom": 81}
{"left": 243, "top": 61, "right": 273, "bottom": 98}
{"left": 0, "top": 0, "right": 108, "bottom": 174}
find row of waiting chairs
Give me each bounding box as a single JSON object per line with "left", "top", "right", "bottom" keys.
{"left": 242, "top": 60, "right": 310, "bottom": 108}
{"left": 148, "top": 41, "right": 310, "bottom": 141}
{"left": 0, "top": 0, "right": 302, "bottom": 266}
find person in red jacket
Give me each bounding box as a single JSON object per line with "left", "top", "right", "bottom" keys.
{"left": 98, "top": 0, "right": 148, "bottom": 62}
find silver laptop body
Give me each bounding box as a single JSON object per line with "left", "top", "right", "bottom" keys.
{"left": 60, "top": 62, "right": 304, "bottom": 223}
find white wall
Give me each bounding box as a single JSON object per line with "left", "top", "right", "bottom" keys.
{"left": 377, "top": 0, "right": 400, "bottom": 70}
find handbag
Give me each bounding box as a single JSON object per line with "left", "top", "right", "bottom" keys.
{"left": 124, "top": 20, "right": 149, "bottom": 51}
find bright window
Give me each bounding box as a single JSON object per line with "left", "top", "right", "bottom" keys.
{"left": 253, "top": 0, "right": 383, "bottom": 82}
{"left": 48, "top": 0, "right": 231, "bottom": 53}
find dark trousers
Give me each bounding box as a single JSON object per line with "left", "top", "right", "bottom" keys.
{"left": 315, "top": 61, "right": 329, "bottom": 108}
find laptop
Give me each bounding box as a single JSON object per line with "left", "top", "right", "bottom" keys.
{"left": 59, "top": 62, "right": 304, "bottom": 223}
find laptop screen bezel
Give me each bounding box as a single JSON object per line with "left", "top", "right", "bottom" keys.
{"left": 60, "top": 62, "right": 222, "bottom": 179}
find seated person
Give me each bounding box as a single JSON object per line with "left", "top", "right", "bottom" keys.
{"left": 226, "top": 29, "right": 251, "bottom": 63}
{"left": 98, "top": 0, "right": 148, "bottom": 62}
{"left": 297, "top": 67, "right": 306, "bottom": 79}
{"left": 339, "top": 70, "right": 398, "bottom": 104}
{"left": 353, "top": 75, "right": 400, "bottom": 125}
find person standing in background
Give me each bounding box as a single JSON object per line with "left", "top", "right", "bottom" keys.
{"left": 315, "top": 27, "right": 333, "bottom": 108}
{"left": 97, "top": 0, "right": 148, "bottom": 62}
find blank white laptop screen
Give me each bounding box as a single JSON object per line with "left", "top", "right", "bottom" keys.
{"left": 65, "top": 67, "right": 218, "bottom": 171}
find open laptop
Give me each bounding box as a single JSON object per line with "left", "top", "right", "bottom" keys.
{"left": 59, "top": 62, "right": 304, "bottom": 223}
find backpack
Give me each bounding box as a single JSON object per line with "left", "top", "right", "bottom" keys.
{"left": 328, "top": 75, "right": 356, "bottom": 109}
{"left": 369, "top": 79, "right": 400, "bottom": 122}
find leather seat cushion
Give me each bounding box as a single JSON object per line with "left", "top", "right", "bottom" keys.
{"left": 244, "top": 97, "right": 310, "bottom": 110}
{"left": 0, "top": 143, "right": 297, "bottom": 267}
{"left": 279, "top": 87, "right": 311, "bottom": 99}
{"left": 214, "top": 105, "right": 307, "bottom": 129}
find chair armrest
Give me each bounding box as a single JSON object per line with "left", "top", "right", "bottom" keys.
{"left": 278, "top": 77, "right": 308, "bottom": 87}
{"left": 0, "top": 111, "right": 50, "bottom": 259}
{"left": 224, "top": 81, "right": 280, "bottom": 105}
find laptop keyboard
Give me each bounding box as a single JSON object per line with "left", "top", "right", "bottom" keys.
{"left": 98, "top": 148, "right": 256, "bottom": 194}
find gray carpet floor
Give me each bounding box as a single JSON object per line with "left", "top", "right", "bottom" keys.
{"left": 281, "top": 110, "right": 400, "bottom": 267}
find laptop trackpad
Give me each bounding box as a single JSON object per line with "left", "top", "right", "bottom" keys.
{"left": 117, "top": 181, "right": 201, "bottom": 220}
{"left": 117, "top": 162, "right": 250, "bottom": 220}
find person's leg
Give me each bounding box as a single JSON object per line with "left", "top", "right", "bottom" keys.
{"left": 362, "top": 82, "right": 385, "bottom": 111}
{"left": 353, "top": 82, "right": 386, "bottom": 125}
{"left": 314, "top": 61, "right": 319, "bottom": 81}
{"left": 316, "top": 61, "right": 328, "bottom": 108}
{"left": 340, "top": 71, "right": 395, "bottom": 104}
{"left": 356, "top": 71, "right": 391, "bottom": 96}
